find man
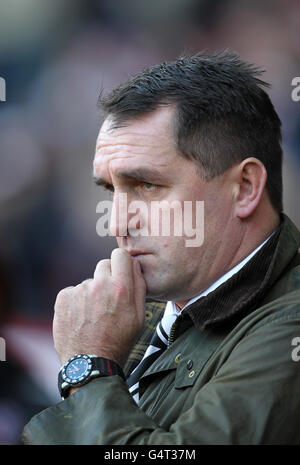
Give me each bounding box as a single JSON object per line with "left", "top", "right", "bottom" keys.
{"left": 22, "top": 52, "right": 300, "bottom": 444}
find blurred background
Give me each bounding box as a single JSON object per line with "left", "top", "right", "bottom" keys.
{"left": 0, "top": 0, "right": 299, "bottom": 444}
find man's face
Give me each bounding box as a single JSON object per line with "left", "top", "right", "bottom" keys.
{"left": 93, "top": 106, "right": 235, "bottom": 305}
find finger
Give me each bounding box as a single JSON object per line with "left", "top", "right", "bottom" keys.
{"left": 54, "top": 286, "right": 74, "bottom": 312}
{"left": 133, "top": 259, "right": 146, "bottom": 313}
{"left": 79, "top": 279, "right": 93, "bottom": 287}
{"left": 110, "top": 248, "right": 133, "bottom": 289}
{"left": 94, "top": 258, "right": 111, "bottom": 280}
{"left": 55, "top": 285, "right": 74, "bottom": 301}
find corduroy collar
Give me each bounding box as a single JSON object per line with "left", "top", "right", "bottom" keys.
{"left": 182, "top": 214, "right": 300, "bottom": 331}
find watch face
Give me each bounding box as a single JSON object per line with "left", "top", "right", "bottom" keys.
{"left": 62, "top": 355, "right": 93, "bottom": 385}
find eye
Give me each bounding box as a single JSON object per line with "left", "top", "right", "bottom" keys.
{"left": 136, "top": 182, "right": 160, "bottom": 197}
{"left": 142, "top": 182, "right": 156, "bottom": 190}
{"left": 104, "top": 184, "right": 114, "bottom": 196}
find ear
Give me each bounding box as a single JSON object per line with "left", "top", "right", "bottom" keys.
{"left": 232, "top": 157, "right": 267, "bottom": 219}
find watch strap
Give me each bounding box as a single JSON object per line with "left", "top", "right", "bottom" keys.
{"left": 58, "top": 355, "right": 126, "bottom": 399}
{"left": 93, "top": 356, "right": 126, "bottom": 380}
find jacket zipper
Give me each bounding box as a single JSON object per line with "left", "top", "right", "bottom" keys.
{"left": 168, "top": 311, "right": 192, "bottom": 347}
{"left": 168, "top": 318, "right": 180, "bottom": 347}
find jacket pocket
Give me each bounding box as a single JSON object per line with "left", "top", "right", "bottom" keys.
{"left": 173, "top": 349, "right": 217, "bottom": 389}
{"left": 139, "top": 368, "right": 176, "bottom": 416}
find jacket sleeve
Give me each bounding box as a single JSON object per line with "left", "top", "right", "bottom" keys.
{"left": 22, "top": 312, "right": 300, "bottom": 445}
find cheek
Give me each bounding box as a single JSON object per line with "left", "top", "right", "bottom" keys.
{"left": 158, "top": 237, "right": 191, "bottom": 262}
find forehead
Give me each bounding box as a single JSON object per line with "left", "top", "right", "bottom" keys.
{"left": 97, "top": 105, "right": 174, "bottom": 147}
{"left": 93, "top": 106, "right": 178, "bottom": 180}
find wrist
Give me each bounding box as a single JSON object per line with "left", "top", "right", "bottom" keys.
{"left": 58, "top": 354, "right": 126, "bottom": 399}
{"left": 68, "top": 386, "right": 82, "bottom": 396}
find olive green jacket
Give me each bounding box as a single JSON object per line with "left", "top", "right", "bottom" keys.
{"left": 22, "top": 215, "right": 300, "bottom": 444}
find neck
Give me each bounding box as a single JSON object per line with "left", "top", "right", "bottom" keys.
{"left": 175, "top": 212, "right": 280, "bottom": 310}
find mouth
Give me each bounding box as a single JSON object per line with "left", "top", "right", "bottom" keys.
{"left": 126, "top": 250, "right": 150, "bottom": 257}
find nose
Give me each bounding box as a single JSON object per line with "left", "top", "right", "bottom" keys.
{"left": 110, "top": 192, "right": 128, "bottom": 237}
{"left": 109, "top": 192, "right": 142, "bottom": 237}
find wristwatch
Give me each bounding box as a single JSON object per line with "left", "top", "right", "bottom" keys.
{"left": 58, "top": 354, "right": 125, "bottom": 399}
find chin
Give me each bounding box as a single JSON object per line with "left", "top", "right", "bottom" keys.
{"left": 144, "top": 278, "right": 175, "bottom": 302}
{"left": 144, "top": 280, "right": 167, "bottom": 300}
{"left": 141, "top": 262, "right": 180, "bottom": 301}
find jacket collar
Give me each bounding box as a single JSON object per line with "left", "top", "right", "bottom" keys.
{"left": 183, "top": 214, "right": 300, "bottom": 331}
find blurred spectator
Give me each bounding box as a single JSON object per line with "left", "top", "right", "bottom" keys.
{"left": 0, "top": 255, "right": 60, "bottom": 444}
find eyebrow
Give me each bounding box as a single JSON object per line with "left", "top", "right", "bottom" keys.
{"left": 93, "top": 167, "right": 167, "bottom": 188}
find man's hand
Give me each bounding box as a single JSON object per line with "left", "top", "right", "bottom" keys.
{"left": 53, "top": 248, "right": 146, "bottom": 367}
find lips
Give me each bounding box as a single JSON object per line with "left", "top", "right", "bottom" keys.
{"left": 127, "top": 250, "right": 150, "bottom": 257}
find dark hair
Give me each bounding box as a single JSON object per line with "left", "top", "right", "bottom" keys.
{"left": 99, "top": 51, "right": 283, "bottom": 213}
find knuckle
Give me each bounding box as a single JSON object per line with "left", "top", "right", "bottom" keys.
{"left": 112, "top": 248, "right": 127, "bottom": 259}
{"left": 111, "top": 248, "right": 120, "bottom": 256}
{"left": 94, "top": 259, "right": 110, "bottom": 276}
{"left": 54, "top": 286, "right": 74, "bottom": 311}
{"left": 97, "top": 259, "right": 111, "bottom": 271}
{"left": 81, "top": 278, "right": 93, "bottom": 287}
{"left": 56, "top": 286, "right": 72, "bottom": 302}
